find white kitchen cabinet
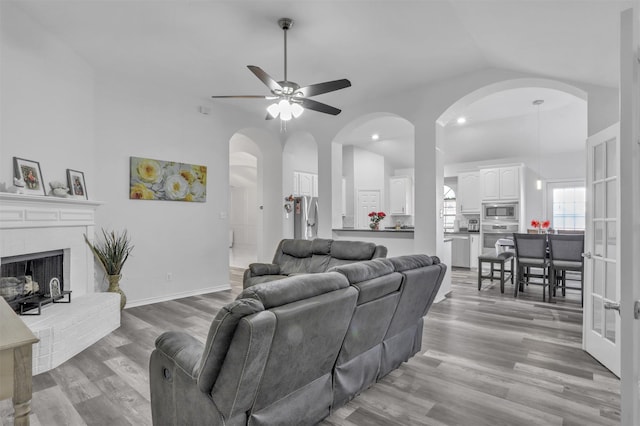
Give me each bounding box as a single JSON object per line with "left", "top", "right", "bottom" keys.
{"left": 479, "top": 168, "right": 500, "bottom": 200}
{"left": 499, "top": 166, "right": 520, "bottom": 200}
{"left": 389, "top": 176, "right": 412, "bottom": 215}
{"left": 480, "top": 166, "right": 521, "bottom": 201}
{"left": 293, "top": 172, "right": 318, "bottom": 197}
{"left": 312, "top": 174, "right": 318, "bottom": 197}
{"left": 292, "top": 173, "right": 299, "bottom": 196}
{"left": 457, "top": 171, "right": 480, "bottom": 213}
{"left": 469, "top": 233, "right": 480, "bottom": 269}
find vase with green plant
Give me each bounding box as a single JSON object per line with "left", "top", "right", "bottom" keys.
{"left": 84, "top": 229, "right": 134, "bottom": 310}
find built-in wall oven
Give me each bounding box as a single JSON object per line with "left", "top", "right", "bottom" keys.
{"left": 481, "top": 221, "right": 519, "bottom": 254}
{"left": 482, "top": 202, "right": 519, "bottom": 221}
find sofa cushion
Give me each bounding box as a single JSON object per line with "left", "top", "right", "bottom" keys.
{"left": 311, "top": 238, "right": 332, "bottom": 255}
{"left": 331, "top": 258, "right": 394, "bottom": 283}
{"left": 330, "top": 240, "right": 377, "bottom": 260}
{"left": 281, "top": 239, "right": 314, "bottom": 257}
{"left": 197, "top": 298, "right": 264, "bottom": 393}
{"left": 388, "top": 254, "right": 433, "bottom": 272}
{"left": 239, "top": 272, "right": 350, "bottom": 309}
{"left": 245, "top": 275, "right": 290, "bottom": 286}
{"left": 249, "top": 263, "right": 281, "bottom": 276}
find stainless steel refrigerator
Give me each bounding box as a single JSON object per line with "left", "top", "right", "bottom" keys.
{"left": 294, "top": 196, "right": 318, "bottom": 240}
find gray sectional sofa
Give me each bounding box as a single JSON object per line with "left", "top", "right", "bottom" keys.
{"left": 242, "top": 238, "right": 388, "bottom": 288}
{"left": 149, "top": 254, "right": 446, "bottom": 426}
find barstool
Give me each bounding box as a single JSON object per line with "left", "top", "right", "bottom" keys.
{"left": 478, "top": 252, "right": 515, "bottom": 293}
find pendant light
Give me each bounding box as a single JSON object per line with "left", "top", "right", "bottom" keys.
{"left": 533, "top": 99, "right": 544, "bottom": 190}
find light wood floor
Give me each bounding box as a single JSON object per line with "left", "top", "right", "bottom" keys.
{"left": 1, "top": 267, "right": 620, "bottom": 425}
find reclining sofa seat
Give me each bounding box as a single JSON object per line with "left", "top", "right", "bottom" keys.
{"left": 330, "top": 254, "right": 446, "bottom": 407}
{"left": 243, "top": 238, "right": 388, "bottom": 288}
{"left": 149, "top": 254, "right": 446, "bottom": 426}
{"left": 149, "top": 272, "right": 358, "bottom": 426}
{"left": 380, "top": 255, "right": 447, "bottom": 378}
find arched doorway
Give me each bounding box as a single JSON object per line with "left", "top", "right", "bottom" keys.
{"left": 282, "top": 132, "right": 318, "bottom": 239}
{"left": 435, "top": 78, "right": 588, "bottom": 248}
{"left": 229, "top": 135, "right": 259, "bottom": 268}
{"left": 332, "top": 112, "right": 415, "bottom": 233}
{"left": 228, "top": 128, "right": 283, "bottom": 264}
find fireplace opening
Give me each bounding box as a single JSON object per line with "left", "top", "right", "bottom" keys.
{"left": 0, "top": 249, "right": 71, "bottom": 315}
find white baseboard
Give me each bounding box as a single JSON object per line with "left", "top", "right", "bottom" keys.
{"left": 125, "top": 284, "right": 231, "bottom": 308}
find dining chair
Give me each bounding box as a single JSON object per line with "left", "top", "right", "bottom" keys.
{"left": 548, "top": 234, "right": 585, "bottom": 306}
{"left": 512, "top": 233, "right": 551, "bottom": 302}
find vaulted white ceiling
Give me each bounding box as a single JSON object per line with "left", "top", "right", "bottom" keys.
{"left": 12, "top": 0, "right": 628, "bottom": 166}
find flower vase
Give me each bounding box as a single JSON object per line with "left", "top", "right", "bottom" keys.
{"left": 370, "top": 222, "right": 379, "bottom": 230}
{"left": 108, "top": 274, "right": 127, "bottom": 310}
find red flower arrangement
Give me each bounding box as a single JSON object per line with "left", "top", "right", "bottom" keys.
{"left": 368, "top": 211, "right": 386, "bottom": 229}
{"left": 531, "top": 219, "right": 550, "bottom": 230}
{"left": 369, "top": 211, "right": 386, "bottom": 223}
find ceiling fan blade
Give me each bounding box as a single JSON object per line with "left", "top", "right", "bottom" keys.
{"left": 247, "top": 66, "right": 283, "bottom": 93}
{"left": 265, "top": 113, "right": 275, "bottom": 120}
{"left": 300, "top": 98, "right": 342, "bottom": 115}
{"left": 296, "top": 79, "right": 351, "bottom": 97}
{"left": 211, "top": 95, "right": 277, "bottom": 99}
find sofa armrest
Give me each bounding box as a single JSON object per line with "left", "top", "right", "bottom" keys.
{"left": 248, "top": 263, "right": 281, "bottom": 277}
{"left": 155, "top": 331, "right": 204, "bottom": 379}
{"left": 373, "top": 245, "right": 388, "bottom": 259}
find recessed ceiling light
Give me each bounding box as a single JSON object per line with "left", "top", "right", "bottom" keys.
{"left": 371, "top": 133, "right": 380, "bottom": 141}
{"left": 456, "top": 117, "right": 467, "bottom": 125}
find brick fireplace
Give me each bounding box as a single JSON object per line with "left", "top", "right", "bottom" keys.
{"left": 0, "top": 193, "right": 120, "bottom": 374}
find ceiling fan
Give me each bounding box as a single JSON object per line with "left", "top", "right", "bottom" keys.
{"left": 211, "top": 18, "right": 351, "bottom": 121}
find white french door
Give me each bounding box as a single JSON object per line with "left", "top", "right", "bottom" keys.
{"left": 357, "top": 190, "right": 380, "bottom": 229}
{"left": 619, "top": 7, "right": 640, "bottom": 425}
{"left": 583, "top": 124, "right": 620, "bottom": 377}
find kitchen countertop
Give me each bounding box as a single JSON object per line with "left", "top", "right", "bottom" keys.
{"left": 333, "top": 228, "right": 414, "bottom": 233}
{"left": 445, "top": 230, "right": 480, "bottom": 235}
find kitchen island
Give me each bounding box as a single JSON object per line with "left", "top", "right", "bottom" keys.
{"left": 332, "top": 227, "right": 414, "bottom": 257}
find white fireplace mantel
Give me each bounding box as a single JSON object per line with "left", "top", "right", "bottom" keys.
{"left": 0, "top": 193, "right": 120, "bottom": 375}
{"left": 0, "top": 193, "right": 103, "bottom": 230}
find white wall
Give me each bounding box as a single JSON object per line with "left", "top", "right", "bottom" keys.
{"left": 1, "top": 3, "right": 95, "bottom": 194}
{"left": 283, "top": 132, "right": 318, "bottom": 175}
{"left": 93, "top": 80, "right": 235, "bottom": 305}
{"left": 341, "top": 146, "right": 355, "bottom": 227}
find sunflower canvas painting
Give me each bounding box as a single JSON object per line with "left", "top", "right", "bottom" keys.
{"left": 129, "top": 157, "right": 207, "bottom": 202}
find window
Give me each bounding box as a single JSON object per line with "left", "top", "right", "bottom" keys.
{"left": 443, "top": 185, "right": 456, "bottom": 232}
{"left": 546, "top": 182, "right": 586, "bottom": 231}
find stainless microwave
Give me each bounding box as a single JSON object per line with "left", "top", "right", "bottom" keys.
{"left": 483, "top": 202, "right": 518, "bottom": 221}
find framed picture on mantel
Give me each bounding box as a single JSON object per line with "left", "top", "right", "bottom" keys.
{"left": 67, "top": 169, "right": 88, "bottom": 200}
{"left": 13, "top": 157, "right": 45, "bottom": 196}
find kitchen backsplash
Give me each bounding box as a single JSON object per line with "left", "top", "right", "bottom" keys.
{"left": 389, "top": 214, "right": 414, "bottom": 227}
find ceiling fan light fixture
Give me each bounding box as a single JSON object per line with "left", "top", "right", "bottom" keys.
{"left": 267, "top": 103, "right": 280, "bottom": 118}
{"left": 211, "top": 17, "right": 350, "bottom": 123}
{"left": 291, "top": 102, "right": 304, "bottom": 118}
{"left": 278, "top": 99, "right": 293, "bottom": 121}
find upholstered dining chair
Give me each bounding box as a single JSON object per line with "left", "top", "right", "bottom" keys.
{"left": 512, "top": 233, "right": 551, "bottom": 302}
{"left": 548, "top": 234, "right": 585, "bottom": 306}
